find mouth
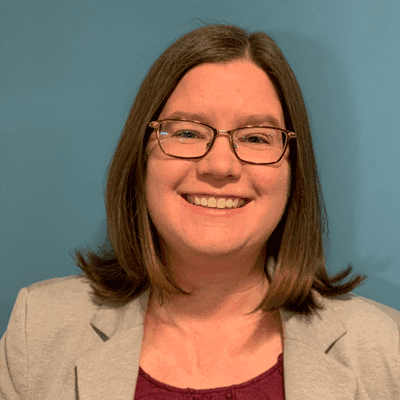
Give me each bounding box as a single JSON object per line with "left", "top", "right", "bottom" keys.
{"left": 181, "top": 194, "right": 251, "bottom": 210}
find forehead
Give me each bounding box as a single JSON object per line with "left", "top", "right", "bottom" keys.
{"left": 159, "top": 61, "right": 285, "bottom": 127}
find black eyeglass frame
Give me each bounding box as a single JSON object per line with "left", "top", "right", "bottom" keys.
{"left": 148, "top": 118, "right": 297, "bottom": 165}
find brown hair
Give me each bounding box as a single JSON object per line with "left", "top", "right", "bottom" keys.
{"left": 70, "top": 23, "right": 367, "bottom": 316}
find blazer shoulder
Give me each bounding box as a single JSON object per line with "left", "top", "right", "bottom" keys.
{"left": 333, "top": 294, "right": 400, "bottom": 327}
{"left": 26, "top": 274, "right": 91, "bottom": 296}
{"left": 323, "top": 294, "right": 400, "bottom": 350}
{"left": 23, "top": 275, "right": 99, "bottom": 329}
{"left": 351, "top": 295, "right": 400, "bottom": 325}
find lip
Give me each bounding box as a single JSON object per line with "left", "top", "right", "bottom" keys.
{"left": 180, "top": 193, "right": 251, "bottom": 216}
{"left": 180, "top": 193, "right": 252, "bottom": 201}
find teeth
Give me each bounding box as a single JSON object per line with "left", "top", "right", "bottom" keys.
{"left": 185, "top": 195, "right": 247, "bottom": 209}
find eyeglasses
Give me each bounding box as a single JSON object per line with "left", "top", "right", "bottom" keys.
{"left": 148, "top": 119, "right": 296, "bottom": 165}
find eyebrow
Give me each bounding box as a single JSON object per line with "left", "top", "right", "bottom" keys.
{"left": 164, "top": 111, "right": 283, "bottom": 128}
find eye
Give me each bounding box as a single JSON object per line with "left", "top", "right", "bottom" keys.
{"left": 242, "top": 135, "right": 271, "bottom": 144}
{"left": 235, "top": 127, "right": 284, "bottom": 147}
{"left": 173, "top": 130, "right": 202, "bottom": 139}
{"left": 239, "top": 133, "right": 273, "bottom": 145}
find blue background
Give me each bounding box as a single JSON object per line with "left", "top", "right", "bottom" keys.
{"left": 1, "top": 0, "right": 399, "bottom": 336}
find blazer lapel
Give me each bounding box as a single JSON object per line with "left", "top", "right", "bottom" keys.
{"left": 280, "top": 292, "right": 359, "bottom": 400}
{"left": 76, "top": 290, "right": 150, "bottom": 400}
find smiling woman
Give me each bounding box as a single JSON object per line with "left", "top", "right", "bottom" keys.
{"left": 73, "top": 26, "right": 365, "bottom": 315}
{"left": 1, "top": 23, "right": 399, "bottom": 400}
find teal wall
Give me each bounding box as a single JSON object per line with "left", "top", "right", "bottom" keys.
{"left": 1, "top": 1, "right": 399, "bottom": 336}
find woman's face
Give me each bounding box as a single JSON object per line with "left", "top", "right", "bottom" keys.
{"left": 145, "top": 60, "right": 291, "bottom": 260}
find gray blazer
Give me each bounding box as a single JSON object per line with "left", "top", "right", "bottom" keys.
{"left": 1, "top": 275, "right": 399, "bottom": 400}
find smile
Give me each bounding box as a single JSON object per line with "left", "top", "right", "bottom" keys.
{"left": 182, "top": 194, "right": 250, "bottom": 209}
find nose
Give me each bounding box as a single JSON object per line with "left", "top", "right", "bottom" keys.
{"left": 196, "top": 132, "right": 242, "bottom": 178}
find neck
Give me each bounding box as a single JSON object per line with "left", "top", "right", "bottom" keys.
{"left": 149, "top": 240, "right": 277, "bottom": 327}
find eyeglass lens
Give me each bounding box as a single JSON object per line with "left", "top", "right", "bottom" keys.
{"left": 158, "top": 120, "right": 287, "bottom": 164}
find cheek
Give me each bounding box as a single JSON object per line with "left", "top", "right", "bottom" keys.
{"left": 144, "top": 161, "right": 161, "bottom": 220}
{"left": 144, "top": 158, "right": 181, "bottom": 221}
{"left": 145, "top": 162, "right": 163, "bottom": 207}
{"left": 257, "top": 165, "right": 291, "bottom": 201}
{"left": 269, "top": 171, "right": 291, "bottom": 228}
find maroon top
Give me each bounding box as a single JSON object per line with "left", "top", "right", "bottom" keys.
{"left": 134, "top": 352, "right": 284, "bottom": 399}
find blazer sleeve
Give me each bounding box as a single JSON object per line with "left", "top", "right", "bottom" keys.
{"left": 0, "top": 288, "right": 29, "bottom": 400}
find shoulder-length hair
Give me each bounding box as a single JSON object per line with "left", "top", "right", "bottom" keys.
{"left": 70, "top": 24, "right": 367, "bottom": 316}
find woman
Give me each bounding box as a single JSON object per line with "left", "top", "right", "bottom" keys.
{"left": 1, "top": 24, "right": 399, "bottom": 400}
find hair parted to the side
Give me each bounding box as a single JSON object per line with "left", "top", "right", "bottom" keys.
{"left": 70, "top": 23, "right": 367, "bottom": 316}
